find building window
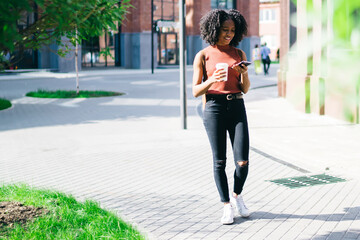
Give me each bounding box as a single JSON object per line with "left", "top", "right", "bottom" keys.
{"left": 260, "top": 9, "right": 276, "bottom": 22}
{"left": 211, "top": 0, "right": 234, "bottom": 9}
{"left": 108, "top": 31, "right": 114, "bottom": 47}
{"left": 153, "top": 0, "right": 177, "bottom": 21}
{"left": 261, "top": 35, "right": 276, "bottom": 49}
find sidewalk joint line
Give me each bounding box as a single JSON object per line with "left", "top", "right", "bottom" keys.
{"left": 250, "top": 146, "right": 311, "bottom": 173}
{"left": 250, "top": 84, "right": 278, "bottom": 90}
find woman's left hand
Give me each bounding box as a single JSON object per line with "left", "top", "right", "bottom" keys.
{"left": 231, "top": 63, "right": 248, "bottom": 75}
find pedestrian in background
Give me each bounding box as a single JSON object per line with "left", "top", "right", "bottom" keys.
{"left": 192, "top": 9, "right": 251, "bottom": 225}
{"left": 252, "top": 44, "right": 262, "bottom": 75}
{"left": 261, "top": 42, "right": 271, "bottom": 75}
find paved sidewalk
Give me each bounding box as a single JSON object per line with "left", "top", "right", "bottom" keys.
{"left": 0, "top": 65, "right": 359, "bottom": 239}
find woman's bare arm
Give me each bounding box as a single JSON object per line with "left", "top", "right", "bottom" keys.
{"left": 192, "top": 51, "right": 223, "bottom": 97}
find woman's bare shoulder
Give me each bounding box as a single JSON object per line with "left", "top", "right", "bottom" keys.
{"left": 195, "top": 49, "right": 206, "bottom": 58}
{"left": 194, "top": 49, "right": 206, "bottom": 64}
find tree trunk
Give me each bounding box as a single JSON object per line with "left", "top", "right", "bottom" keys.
{"left": 75, "top": 28, "right": 79, "bottom": 94}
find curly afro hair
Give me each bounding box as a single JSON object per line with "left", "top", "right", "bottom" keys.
{"left": 200, "top": 9, "right": 248, "bottom": 47}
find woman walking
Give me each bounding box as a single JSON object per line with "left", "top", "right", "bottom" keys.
{"left": 252, "top": 44, "right": 262, "bottom": 74}
{"left": 261, "top": 42, "right": 271, "bottom": 75}
{"left": 192, "top": 9, "right": 251, "bottom": 225}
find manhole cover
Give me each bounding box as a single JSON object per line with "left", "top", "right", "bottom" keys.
{"left": 268, "top": 174, "right": 346, "bottom": 189}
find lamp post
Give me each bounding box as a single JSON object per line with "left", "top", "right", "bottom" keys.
{"left": 116, "top": 1, "right": 122, "bottom": 67}
{"left": 179, "top": 0, "right": 187, "bottom": 129}
{"left": 151, "top": 0, "right": 154, "bottom": 74}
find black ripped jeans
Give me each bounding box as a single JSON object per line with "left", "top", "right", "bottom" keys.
{"left": 203, "top": 96, "right": 249, "bottom": 203}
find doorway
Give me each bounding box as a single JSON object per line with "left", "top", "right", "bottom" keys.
{"left": 158, "top": 32, "right": 178, "bottom": 65}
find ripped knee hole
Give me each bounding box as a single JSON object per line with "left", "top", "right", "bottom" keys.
{"left": 237, "top": 161, "right": 248, "bottom": 167}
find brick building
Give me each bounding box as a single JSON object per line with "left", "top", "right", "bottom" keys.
{"left": 119, "top": 0, "right": 260, "bottom": 69}
{"left": 278, "top": 0, "right": 360, "bottom": 123}
{"left": 12, "top": 1, "right": 260, "bottom": 72}
{"left": 259, "top": 0, "right": 280, "bottom": 61}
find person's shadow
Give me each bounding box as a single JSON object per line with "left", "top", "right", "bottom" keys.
{"left": 233, "top": 206, "right": 360, "bottom": 226}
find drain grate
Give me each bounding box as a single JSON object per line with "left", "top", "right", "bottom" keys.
{"left": 268, "top": 174, "right": 346, "bottom": 189}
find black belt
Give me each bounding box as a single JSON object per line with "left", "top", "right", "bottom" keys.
{"left": 206, "top": 93, "right": 243, "bottom": 101}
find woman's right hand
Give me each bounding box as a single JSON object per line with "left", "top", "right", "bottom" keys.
{"left": 211, "top": 68, "right": 227, "bottom": 82}
{"left": 192, "top": 51, "right": 226, "bottom": 97}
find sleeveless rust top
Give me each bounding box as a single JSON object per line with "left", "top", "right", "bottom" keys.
{"left": 203, "top": 44, "right": 243, "bottom": 94}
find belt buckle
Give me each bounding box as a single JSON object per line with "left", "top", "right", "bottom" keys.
{"left": 226, "top": 94, "right": 233, "bottom": 100}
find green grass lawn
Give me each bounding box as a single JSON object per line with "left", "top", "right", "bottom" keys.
{"left": 0, "top": 98, "right": 11, "bottom": 110}
{"left": 26, "top": 90, "right": 124, "bottom": 98}
{"left": 0, "top": 184, "right": 145, "bottom": 239}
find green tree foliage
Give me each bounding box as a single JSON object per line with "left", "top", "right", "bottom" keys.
{"left": 290, "top": 0, "right": 360, "bottom": 122}
{"left": 333, "top": 0, "right": 360, "bottom": 44}
{"left": 332, "top": 0, "right": 360, "bottom": 123}
{"left": 0, "top": 0, "right": 131, "bottom": 59}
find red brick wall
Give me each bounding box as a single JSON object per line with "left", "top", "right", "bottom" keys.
{"left": 278, "top": 0, "right": 289, "bottom": 97}
{"left": 141, "top": 1, "right": 152, "bottom": 31}
{"left": 279, "top": 0, "right": 289, "bottom": 64}
{"left": 237, "top": 0, "right": 259, "bottom": 37}
{"left": 122, "top": 0, "right": 152, "bottom": 33}
{"left": 186, "top": 0, "right": 211, "bottom": 35}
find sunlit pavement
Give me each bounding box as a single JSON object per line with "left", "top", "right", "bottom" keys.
{"left": 1, "top": 65, "right": 359, "bottom": 239}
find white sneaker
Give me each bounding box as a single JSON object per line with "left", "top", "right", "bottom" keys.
{"left": 230, "top": 195, "right": 250, "bottom": 217}
{"left": 221, "top": 204, "right": 234, "bottom": 225}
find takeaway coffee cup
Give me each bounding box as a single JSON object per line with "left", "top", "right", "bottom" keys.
{"left": 215, "top": 63, "right": 228, "bottom": 81}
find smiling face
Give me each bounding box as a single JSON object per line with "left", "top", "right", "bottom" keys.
{"left": 216, "top": 19, "right": 235, "bottom": 46}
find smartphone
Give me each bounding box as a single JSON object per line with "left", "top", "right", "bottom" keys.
{"left": 236, "top": 61, "right": 251, "bottom": 67}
